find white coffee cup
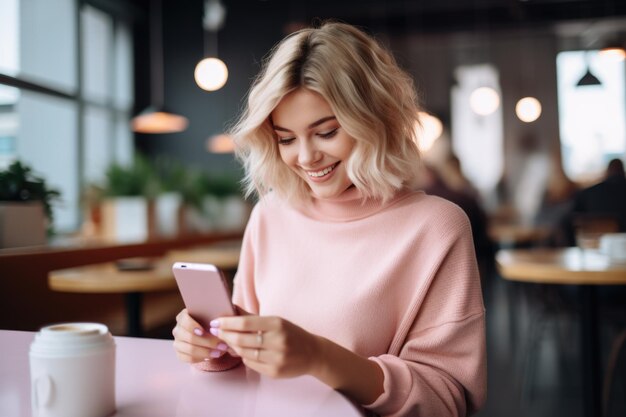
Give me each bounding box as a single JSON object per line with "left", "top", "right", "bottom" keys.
{"left": 599, "top": 233, "right": 626, "bottom": 263}
{"left": 29, "top": 322, "right": 116, "bottom": 417}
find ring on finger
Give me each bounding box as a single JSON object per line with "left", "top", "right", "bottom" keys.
{"left": 256, "top": 331, "right": 263, "bottom": 347}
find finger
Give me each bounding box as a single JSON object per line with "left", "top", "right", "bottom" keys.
{"left": 173, "top": 340, "right": 227, "bottom": 362}
{"left": 177, "top": 310, "right": 205, "bottom": 333}
{"left": 237, "top": 346, "right": 267, "bottom": 363}
{"left": 173, "top": 324, "right": 219, "bottom": 349}
{"left": 215, "top": 329, "right": 267, "bottom": 349}
{"left": 213, "top": 316, "right": 281, "bottom": 332}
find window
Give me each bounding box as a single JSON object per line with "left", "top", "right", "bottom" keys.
{"left": 556, "top": 50, "right": 626, "bottom": 181}
{"left": 0, "top": 0, "right": 134, "bottom": 233}
{"left": 451, "top": 64, "right": 504, "bottom": 202}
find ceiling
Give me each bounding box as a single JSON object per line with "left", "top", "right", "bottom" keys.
{"left": 258, "top": 0, "right": 626, "bottom": 35}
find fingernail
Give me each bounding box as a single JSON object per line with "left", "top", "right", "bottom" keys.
{"left": 210, "top": 319, "right": 220, "bottom": 328}
{"left": 209, "top": 328, "right": 219, "bottom": 337}
{"left": 193, "top": 328, "right": 204, "bottom": 336}
{"left": 210, "top": 350, "right": 223, "bottom": 358}
{"left": 216, "top": 342, "right": 228, "bottom": 351}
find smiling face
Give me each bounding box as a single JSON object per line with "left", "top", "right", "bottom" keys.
{"left": 271, "top": 88, "right": 355, "bottom": 199}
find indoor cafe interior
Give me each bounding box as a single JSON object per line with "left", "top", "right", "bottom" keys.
{"left": 1, "top": 1, "right": 626, "bottom": 417}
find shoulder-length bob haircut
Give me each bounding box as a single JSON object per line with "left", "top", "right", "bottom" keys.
{"left": 230, "top": 21, "right": 422, "bottom": 203}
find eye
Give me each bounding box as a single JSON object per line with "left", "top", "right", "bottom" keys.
{"left": 318, "top": 128, "right": 339, "bottom": 139}
{"left": 277, "top": 137, "right": 295, "bottom": 146}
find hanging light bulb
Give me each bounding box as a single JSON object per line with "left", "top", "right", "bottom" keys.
{"left": 195, "top": 0, "right": 228, "bottom": 92}
{"left": 469, "top": 87, "right": 500, "bottom": 116}
{"left": 195, "top": 57, "right": 228, "bottom": 91}
{"left": 415, "top": 112, "right": 443, "bottom": 152}
{"left": 515, "top": 97, "right": 542, "bottom": 123}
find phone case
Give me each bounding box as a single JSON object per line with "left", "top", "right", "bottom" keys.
{"left": 172, "top": 262, "right": 236, "bottom": 329}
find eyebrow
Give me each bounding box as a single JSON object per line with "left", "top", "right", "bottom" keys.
{"left": 272, "top": 116, "right": 337, "bottom": 132}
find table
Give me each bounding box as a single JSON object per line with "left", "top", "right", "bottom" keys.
{"left": 488, "top": 223, "right": 550, "bottom": 248}
{"left": 0, "top": 330, "right": 365, "bottom": 417}
{"left": 496, "top": 247, "right": 626, "bottom": 417}
{"left": 48, "top": 242, "right": 242, "bottom": 337}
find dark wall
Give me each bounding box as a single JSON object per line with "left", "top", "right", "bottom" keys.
{"left": 134, "top": 0, "right": 289, "bottom": 176}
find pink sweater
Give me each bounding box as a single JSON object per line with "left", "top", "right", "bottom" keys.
{"left": 232, "top": 187, "right": 487, "bottom": 416}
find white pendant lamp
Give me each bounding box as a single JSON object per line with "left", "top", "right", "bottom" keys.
{"left": 469, "top": 86, "right": 500, "bottom": 116}
{"left": 132, "top": 0, "right": 188, "bottom": 134}
{"left": 194, "top": 0, "right": 228, "bottom": 92}
{"left": 415, "top": 112, "right": 443, "bottom": 152}
{"left": 515, "top": 97, "right": 542, "bottom": 123}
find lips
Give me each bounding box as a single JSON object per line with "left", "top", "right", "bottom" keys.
{"left": 306, "top": 162, "right": 339, "bottom": 178}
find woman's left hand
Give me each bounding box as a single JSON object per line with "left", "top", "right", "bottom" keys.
{"left": 209, "top": 316, "right": 324, "bottom": 378}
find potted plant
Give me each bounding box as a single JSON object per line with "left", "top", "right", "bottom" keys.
{"left": 182, "top": 168, "right": 249, "bottom": 233}
{"left": 0, "top": 160, "right": 61, "bottom": 248}
{"left": 100, "top": 154, "right": 160, "bottom": 242}
{"left": 152, "top": 156, "right": 187, "bottom": 237}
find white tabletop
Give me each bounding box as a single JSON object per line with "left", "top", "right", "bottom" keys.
{"left": 0, "top": 330, "right": 366, "bottom": 417}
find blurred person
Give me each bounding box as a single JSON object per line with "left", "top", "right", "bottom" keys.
{"left": 562, "top": 158, "right": 626, "bottom": 246}
{"left": 439, "top": 153, "right": 480, "bottom": 200}
{"left": 172, "top": 22, "right": 486, "bottom": 417}
{"left": 419, "top": 163, "right": 495, "bottom": 279}
{"left": 534, "top": 159, "right": 579, "bottom": 246}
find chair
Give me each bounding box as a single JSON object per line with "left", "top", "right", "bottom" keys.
{"left": 603, "top": 329, "right": 626, "bottom": 417}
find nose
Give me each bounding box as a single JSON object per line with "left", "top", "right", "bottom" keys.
{"left": 297, "top": 139, "right": 322, "bottom": 167}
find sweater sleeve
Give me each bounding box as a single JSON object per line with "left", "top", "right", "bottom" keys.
{"left": 364, "top": 211, "right": 487, "bottom": 417}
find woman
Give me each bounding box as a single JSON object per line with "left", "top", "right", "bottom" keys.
{"left": 173, "top": 22, "right": 486, "bottom": 417}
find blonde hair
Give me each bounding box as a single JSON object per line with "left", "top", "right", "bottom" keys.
{"left": 231, "top": 21, "right": 421, "bottom": 202}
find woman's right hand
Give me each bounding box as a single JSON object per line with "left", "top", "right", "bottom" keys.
{"left": 172, "top": 309, "right": 230, "bottom": 363}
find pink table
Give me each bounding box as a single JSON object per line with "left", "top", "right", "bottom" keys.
{"left": 0, "top": 330, "right": 366, "bottom": 417}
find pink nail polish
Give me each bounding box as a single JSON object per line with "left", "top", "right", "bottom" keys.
{"left": 210, "top": 319, "right": 220, "bottom": 328}
{"left": 216, "top": 342, "right": 228, "bottom": 351}
{"left": 210, "top": 350, "right": 223, "bottom": 358}
{"left": 209, "top": 328, "right": 219, "bottom": 336}
{"left": 193, "top": 328, "right": 204, "bottom": 336}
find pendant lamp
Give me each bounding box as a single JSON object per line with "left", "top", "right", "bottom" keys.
{"left": 194, "top": 0, "right": 228, "bottom": 92}
{"left": 576, "top": 52, "right": 602, "bottom": 87}
{"left": 132, "top": 0, "right": 188, "bottom": 134}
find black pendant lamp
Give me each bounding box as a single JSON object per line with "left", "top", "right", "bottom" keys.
{"left": 576, "top": 53, "right": 602, "bottom": 87}
{"left": 132, "top": 0, "right": 188, "bottom": 134}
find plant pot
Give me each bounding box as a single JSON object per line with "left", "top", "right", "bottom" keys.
{"left": 155, "top": 192, "right": 183, "bottom": 238}
{"left": 217, "top": 196, "right": 250, "bottom": 231}
{"left": 101, "top": 197, "right": 156, "bottom": 242}
{"left": 0, "top": 201, "right": 47, "bottom": 248}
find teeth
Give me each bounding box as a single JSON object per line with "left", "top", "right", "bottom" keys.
{"left": 307, "top": 163, "right": 336, "bottom": 178}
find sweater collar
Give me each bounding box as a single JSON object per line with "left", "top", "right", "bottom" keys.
{"left": 295, "top": 185, "right": 415, "bottom": 222}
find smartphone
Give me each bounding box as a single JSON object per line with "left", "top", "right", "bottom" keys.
{"left": 172, "top": 262, "right": 237, "bottom": 330}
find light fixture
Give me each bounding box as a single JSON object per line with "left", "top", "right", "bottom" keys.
{"left": 515, "top": 97, "right": 542, "bottom": 123}
{"left": 415, "top": 112, "right": 443, "bottom": 152}
{"left": 194, "top": 0, "right": 228, "bottom": 92}
{"left": 576, "top": 52, "right": 602, "bottom": 87}
{"left": 195, "top": 57, "right": 228, "bottom": 91}
{"left": 132, "top": 0, "right": 188, "bottom": 134}
{"left": 599, "top": 44, "right": 626, "bottom": 61}
{"left": 206, "top": 134, "right": 234, "bottom": 153}
{"left": 469, "top": 86, "right": 500, "bottom": 116}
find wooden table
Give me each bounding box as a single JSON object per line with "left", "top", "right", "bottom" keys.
{"left": 0, "top": 330, "right": 365, "bottom": 417}
{"left": 488, "top": 223, "right": 550, "bottom": 248}
{"left": 49, "top": 242, "right": 242, "bottom": 337}
{"left": 496, "top": 247, "right": 626, "bottom": 417}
